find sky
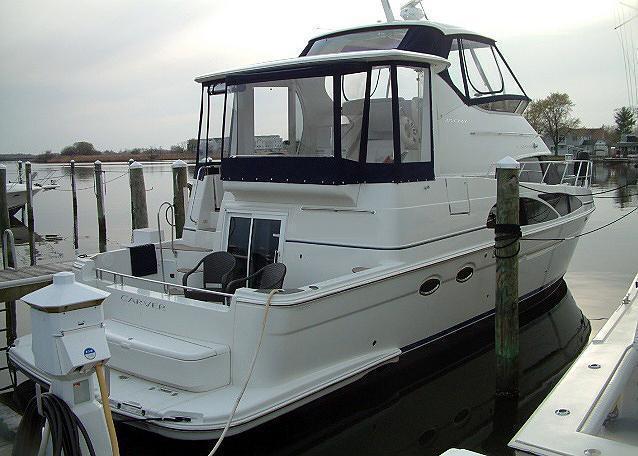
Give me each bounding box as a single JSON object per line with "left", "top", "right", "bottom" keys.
{"left": 0, "top": 0, "right": 636, "bottom": 155}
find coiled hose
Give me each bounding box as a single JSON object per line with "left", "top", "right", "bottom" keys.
{"left": 13, "top": 392, "right": 97, "bottom": 456}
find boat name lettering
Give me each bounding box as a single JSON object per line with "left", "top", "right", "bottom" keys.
{"left": 120, "top": 295, "right": 167, "bottom": 311}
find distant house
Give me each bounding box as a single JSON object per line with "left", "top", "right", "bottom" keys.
{"left": 616, "top": 134, "right": 638, "bottom": 157}
{"left": 543, "top": 127, "right": 611, "bottom": 157}
{"left": 594, "top": 139, "right": 609, "bottom": 157}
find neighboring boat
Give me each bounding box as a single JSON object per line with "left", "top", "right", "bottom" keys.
{"left": 5, "top": 180, "right": 59, "bottom": 216}
{"left": 6, "top": 182, "right": 42, "bottom": 216}
{"left": 9, "top": 2, "right": 595, "bottom": 441}
{"left": 509, "top": 273, "right": 638, "bottom": 456}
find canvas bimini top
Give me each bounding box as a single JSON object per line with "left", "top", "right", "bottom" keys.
{"left": 192, "top": 21, "right": 529, "bottom": 186}
{"left": 194, "top": 50, "right": 449, "bottom": 85}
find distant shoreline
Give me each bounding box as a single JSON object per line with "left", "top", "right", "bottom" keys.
{"left": 1, "top": 152, "right": 197, "bottom": 164}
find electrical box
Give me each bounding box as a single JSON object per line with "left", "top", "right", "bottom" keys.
{"left": 22, "top": 272, "right": 111, "bottom": 377}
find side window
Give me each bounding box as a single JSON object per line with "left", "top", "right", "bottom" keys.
{"left": 367, "top": 66, "right": 395, "bottom": 164}
{"left": 445, "top": 39, "right": 527, "bottom": 113}
{"left": 253, "top": 87, "right": 288, "bottom": 154}
{"left": 486, "top": 198, "right": 558, "bottom": 228}
{"left": 446, "top": 39, "right": 465, "bottom": 95}
{"left": 569, "top": 195, "right": 583, "bottom": 212}
{"left": 539, "top": 193, "right": 570, "bottom": 216}
{"left": 460, "top": 40, "right": 503, "bottom": 96}
{"left": 539, "top": 193, "right": 583, "bottom": 215}
{"left": 396, "top": 66, "right": 430, "bottom": 163}
{"left": 340, "top": 72, "right": 367, "bottom": 161}
{"left": 520, "top": 198, "right": 559, "bottom": 225}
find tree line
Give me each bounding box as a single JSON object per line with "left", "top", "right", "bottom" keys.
{"left": 32, "top": 142, "right": 191, "bottom": 162}
{"left": 524, "top": 93, "right": 637, "bottom": 155}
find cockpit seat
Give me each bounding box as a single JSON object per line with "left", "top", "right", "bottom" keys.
{"left": 226, "top": 262, "right": 287, "bottom": 294}
{"left": 182, "top": 251, "right": 236, "bottom": 302}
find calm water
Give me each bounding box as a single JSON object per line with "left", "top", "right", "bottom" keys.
{"left": 1, "top": 160, "right": 637, "bottom": 454}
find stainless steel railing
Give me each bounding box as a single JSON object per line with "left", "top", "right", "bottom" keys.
{"left": 94, "top": 267, "right": 233, "bottom": 299}
{"left": 519, "top": 160, "right": 592, "bottom": 188}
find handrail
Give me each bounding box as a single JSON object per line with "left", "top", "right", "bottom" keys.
{"left": 2, "top": 229, "right": 16, "bottom": 270}
{"left": 156, "top": 202, "right": 176, "bottom": 287}
{"left": 94, "top": 267, "right": 234, "bottom": 298}
{"left": 519, "top": 160, "right": 592, "bottom": 188}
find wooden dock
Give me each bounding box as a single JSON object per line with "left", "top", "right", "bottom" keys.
{"left": 0, "top": 261, "right": 75, "bottom": 302}
{"left": 0, "top": 260, "right": 76, "bottom": 454}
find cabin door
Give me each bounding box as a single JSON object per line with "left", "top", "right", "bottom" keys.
{"left": 224, "top": 213, "right": 286, "bottom": 287}
{"left": 445, "top": 178, "right": 470, "bottom": 215}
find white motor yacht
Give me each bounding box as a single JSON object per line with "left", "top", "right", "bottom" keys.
{"left": 6, "top": 182, "right": 42, "bottom": 216}
{"left": 10, "top": 4, "right": 595, "bottom": 441}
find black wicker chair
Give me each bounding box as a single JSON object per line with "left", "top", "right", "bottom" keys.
{"left": 226, "top": 263, "right": 286, "bottom": 294}
{"left": 182, "top": 251, "right": 236, "bottom": 302}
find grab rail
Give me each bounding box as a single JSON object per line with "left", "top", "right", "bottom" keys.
{"left": 156, "top": 202, "right": 176, "bottom": 285}
{"left": 94, "top": 267, "right": 234, "bottom": 298}
{"left": 519, "top": 160, "right": 592, "bottom": 188}
{"left": 2, "top": 229, "right": 16, "bottom": 270}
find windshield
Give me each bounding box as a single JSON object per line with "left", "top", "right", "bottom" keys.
{"left": 446, "top": 38, "right": 528, "bottom": 113}
{"left": 305, "top": 28, "right": 409, "bottom": 56}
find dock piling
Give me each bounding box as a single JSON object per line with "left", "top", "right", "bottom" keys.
{"left": 494, "top": 156, "right": 521, "bottom": 397}
{"left": 25, "top": 162, "right": 35, "bottom": 266}
{"left": 129, "top": 161, "right": 149, "bottom": 231}
{"left": 94, "top": 161, "right": 107, "bottom": 253}
{"left": 17, "top": 161, "right": 23, "bottom": 184}
{"left": 70, "top": 160, "right": 79, "bottom": 252}
{"left": 0, "top": 165, "right": 13, "bottom": 268}
{"left": 172, "top": 160, "right": 188, "bottom": 239}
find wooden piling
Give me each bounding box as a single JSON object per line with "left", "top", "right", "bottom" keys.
{"left": 17, "top": 161, "right": 23, "bottom": 184}
{"left": 25, "top": 162, "right": 36, "bottom": 266}
{"left": 129, "top": 161, "right": 148, "bottom": 231}
{"left": 70, "top": 160, "right": 79, "bottom": 251}
{"left": 0, "top": 165, "right": 13, "bottom": 268}
{"left": 94, "top": 160, "right": 107, "bottom": 253}
{"left": 172, "top": 160, "right": 188, "bottom": 239}
{"left": 495, "top": 156, "right": 520, "bottom": 397}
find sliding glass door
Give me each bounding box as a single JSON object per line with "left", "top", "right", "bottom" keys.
{"left": 225, "top": 214, "right": 284, "bottom": 287}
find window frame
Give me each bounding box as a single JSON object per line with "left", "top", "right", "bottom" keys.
{"left": 197, "top": 60, "right": 435, "bottom": 184}
{"left": 440, "top": 36, "right": 530, "bottom": 113}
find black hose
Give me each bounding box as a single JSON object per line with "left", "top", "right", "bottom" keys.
{"left": 13, "top": 392, "right": 97, "bottom": 456}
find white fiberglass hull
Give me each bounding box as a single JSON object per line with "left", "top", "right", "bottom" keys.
{"left": 8, "top": 208, "right": 590, "bottom": 440}
{"left": 6, "top": 183, "right": 42, "bottom": 214}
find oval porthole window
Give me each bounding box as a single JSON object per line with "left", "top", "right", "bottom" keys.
{"left": 419, "top": 278, "right": 441, "bottom": 296}
{"left": 456, "top": 266, "right": 474, "bottom": 283}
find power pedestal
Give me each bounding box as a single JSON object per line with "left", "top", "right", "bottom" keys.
{"left": 23, "top": 271, "right": 113, "bottom": 455}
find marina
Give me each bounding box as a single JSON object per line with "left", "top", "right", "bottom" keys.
{"left": 0, "top": 1, "right": 637, "bottom": 455}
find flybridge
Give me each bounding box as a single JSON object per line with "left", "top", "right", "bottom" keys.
{"left": 194, "top": 51, "right": 444, "bottom": 185}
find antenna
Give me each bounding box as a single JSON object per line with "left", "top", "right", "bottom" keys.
{"left": 400, "top": 0, "right": 428, "bottom": 21}
{"left": 380, "top": 0, "right": 395, "bottom": 22}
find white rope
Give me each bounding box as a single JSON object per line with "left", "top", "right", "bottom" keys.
{"left": 207, "top": 288, "right": 280, "bottom": 456}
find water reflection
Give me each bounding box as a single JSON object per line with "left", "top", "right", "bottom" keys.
{"left": 592, "top": 162, "right": 638, "bottom": 208}
{"left": 117, "top": 281, "right": 589, "bottom": 456}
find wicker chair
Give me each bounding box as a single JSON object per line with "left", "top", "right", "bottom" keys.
{"left": 182, "top": 251, "right": 236, "bottom": 302}
{"left": 226, "top": 263, "right": 286, "bottom": 294}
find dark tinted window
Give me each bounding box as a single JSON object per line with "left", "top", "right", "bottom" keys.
{"left": 539, "top": 193, "right": 569, "bottom": 216}
{"left": 569, "top": 195, "right": 583, "bottom": 211}
{"left": 306, "top": 29, "right": 408, "bottom": 56}
{"left": 539, "top": 193, "right": 583, "bottom": 215}
{"left": 486, "top": 197, "right": 558, "bottom": 228}
{"left": 521, "top": 198, "right": 559, "bottom": 225}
